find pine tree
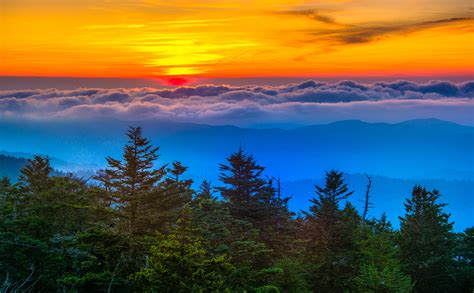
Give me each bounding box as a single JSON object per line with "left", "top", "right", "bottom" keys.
{"left": 19, "top": 155, "right": 52, "bottom": 193}
{"left": 193, "top": 180, "right": 213, "bottom": 202}
{"left": 309, "top": 170, "right": 354, "bottom": 224}
{"left": 217, "top": 148, "right": 294, "bottom": 289}
{"left": 95, "top": 126, "right": 166, "bottom": 234}
{"left": 217, "top": 147, "right": 267, "bottom": 222}
{"left": 140, "top": 160, "right": 193, "bottom": 234}
{"left": 305, "top": 170, "right": 360, "bottom": 292}
{"left": 192, "top": 181, "right": 231, "bottom": 254}
{"left": 356, "top": 214, "right": 413, "bottom": 293}
{"left": 399, "top": 185, "right": 455, "bottom": 293}
{"left": 217, "top": 148, "right": 293, "bottom": 247}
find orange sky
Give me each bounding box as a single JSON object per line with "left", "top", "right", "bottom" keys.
{"left": 1, "top": 0, "right": 473, "bottom": 79}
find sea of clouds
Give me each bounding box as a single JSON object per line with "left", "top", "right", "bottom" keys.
{"left": 1, "top": 80, "right": 473, "bottom": 126}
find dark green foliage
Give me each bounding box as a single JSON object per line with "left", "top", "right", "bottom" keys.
{"left": 192, "top": 180, "right": 232, "bottom": 254}
{"left": 217, "top": 147, "right": 270, "bottom": 224}
{"left": 356, "top": 215, "right": 413, "bottom": 292}
{"left": 95, "top": 126, "right": 166, "bottom": 235}
{"left": 217, "top": 148, "right": 294, "bottom": 250}
{"left": 131, "top": 209, "right": 234, "bottom": 292}
{"left": 216, "top": 148, "right": 296, "bottom": 290}
{"left": 269, "top": 257, "right": 311, "bottom": 292}
{"left": 399, "top": 186, "right": 456, "bottom": 293}
{"left": 452, "top": 227, "right": 474, "bottom": 292}
{"left": 144, "top": 160, "right": 193, "bottom": 233}
{"left": 355, "top": 264, "right": 413, "bottom": 293}
{"left": 19, "top": 155, "right": 52, "bottom": 193}
{"left": 305, "top": 170, "right": 360, "bottom": 292}
{"left": 1, "top": 127, "right": 470, "bottom": 292}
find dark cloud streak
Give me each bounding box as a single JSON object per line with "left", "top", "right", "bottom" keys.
{"left": 307, "top": 17, "right": 472, "bottom": 44}
{"left": 276, "top": 8, "right": 338, "bottom": 25}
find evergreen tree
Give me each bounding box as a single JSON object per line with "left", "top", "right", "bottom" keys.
{"left": 193, "top": 180, "right": 213, "bottom": 202}
{"left": 217, "top": 147, "right": 267, "bottom": 222}
{"left": 217, "top": 148, "right": 293, "bottom": 250}
{"left": 309, "top": 170, "right": 354, "bottom": 224}
{"left": 356, "top": 214, "right": 413, "bottom": 293}
{"left": 95, "top": 126, "right": 166, "bottom": 235}
{"left": 2, "top": 126, "right": 471, "bottom": 292}
{"left": 217, "top": 148, "right": 294, "bottom": 289}
{"left": 399, "top": 185, "right": 456, "bottom": 293}
{"left": 139, "top": 160, "right": 193, "bottom": 234}
{"left": 19, "top": 155, "right": 52, "bottom": 193}
{"left": 192, "top": 181, "right": 232, "bottom": 254}
{"left": 305, "top": 170, "right": 360, "bottom": 292}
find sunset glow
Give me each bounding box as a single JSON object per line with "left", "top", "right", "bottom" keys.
{"left": 1, "top": 0, "right": 473, "bottom": 79}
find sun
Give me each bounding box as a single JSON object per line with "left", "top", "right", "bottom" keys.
{"left": 164, "top": 77, "right": 192, "bottom": 86}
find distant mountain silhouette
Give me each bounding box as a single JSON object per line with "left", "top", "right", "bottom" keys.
{"left": 0, "top": 154, "right": 28, "bottom": 180}
{"left": 0, "top": 150, "right": 98, "bottom": 171}
{"left": 0, "top": 118, "right": 472, "bottom": 181}
{"left": 0, "top": 153, "right": 92, "bottom": 182}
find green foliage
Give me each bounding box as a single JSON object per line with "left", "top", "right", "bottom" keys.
{"left": 356, "top": 216, "right": 413, "bottom": 293}
{"left": 305, "top": 170, "right": 360, "bottom": 292}
{"left": 94, "top": 126, "right": 167, "bottom": 235}
{"left": 451, "top": 227, "right": 474, "bottom": 292}
{"left": 399, "top": 186, "right": 456, "bottom": 293}
{"left": 131, "top": 210, "right": 234, "bottom": 292}
{"left": 355, "top": 264, "right": 413, "bottom": 293}
{"left": 19, "top": 155, "right": 52, "bottom": 193}
{"left": 1, "top": 127, "right": 470, "bottom": 292}
{"left": 268, "top": 257, "right": 311, "bottom": 292}
{"left": 216, "top": 148, "right": 295, "bottom": 290}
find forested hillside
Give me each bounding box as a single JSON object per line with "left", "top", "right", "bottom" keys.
{"left": 0, "top": 127, "right": 472, "bottom": 292}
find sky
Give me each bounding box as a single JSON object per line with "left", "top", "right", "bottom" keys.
{"left": 1, "top": 0, "right": 473, "bottom": 83}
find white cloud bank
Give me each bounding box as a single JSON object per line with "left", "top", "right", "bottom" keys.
{"left": 1, "top": 80, "right": 473, "bottom": 126}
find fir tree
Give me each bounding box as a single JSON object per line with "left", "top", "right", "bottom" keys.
{"left": 305, "top": 170, "right": 360, "bottom": 292}
{"left": 217, "top": 147, "right": 267, "bottom": 222}
{"left": 140, "top": 160, "right": 193, "bottom": 234}
{"left": 95, "top": 126, "right": 166, "bottom": 234}
{"left": 192, "top": 180, "right": 231, "bottom": 254}
{"left": 2, "top": 126, "right": 471, "bottom": 292}
{"left": 356, "top": 214, "right": 413, "bottom": 293}
{"left": 217, "top": 148, "right": 294, "bottom": 289}
{"left": 217, "top": 148, "right": 293, "bottom": 248}
{"left": 399, "top": 185, "right": 456, "bottom": 293}
{"left": 19, "top": 155, "right": 52, "bottom": 193}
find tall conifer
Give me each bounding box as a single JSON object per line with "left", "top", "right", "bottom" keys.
{"left": 399, "top": 185, "right": 455, "bottom": 293}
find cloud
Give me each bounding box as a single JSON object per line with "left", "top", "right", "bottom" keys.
{"left": 277, "top": 5, "right": 471, "bottom": 46}
{"left": 0, "top": 80, "right": 472, "bottom": 126}
{"left": 310, "top": 17, "right": 472, "bottom": 45}
{"left": 277, "top": 9, "right": 338, "bottom": 25}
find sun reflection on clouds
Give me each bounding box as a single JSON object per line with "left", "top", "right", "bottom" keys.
{"left": 163, "top": 67, "right": 206, "bottom": 76}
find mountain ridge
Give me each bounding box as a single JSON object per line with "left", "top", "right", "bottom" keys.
{"left": 1, "top": 117, "right": 472, "bottom": 181}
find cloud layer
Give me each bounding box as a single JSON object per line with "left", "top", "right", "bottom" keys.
{"left": 1, "top": 80, "right": 473, "bottom": 126}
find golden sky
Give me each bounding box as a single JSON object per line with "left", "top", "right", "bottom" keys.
{"left": 1, "top": 0, "right": 473, "bottom": 79}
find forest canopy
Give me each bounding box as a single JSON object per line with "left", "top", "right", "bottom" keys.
{"left": 0, "top": 127, "right": 472, "bottom": 292}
